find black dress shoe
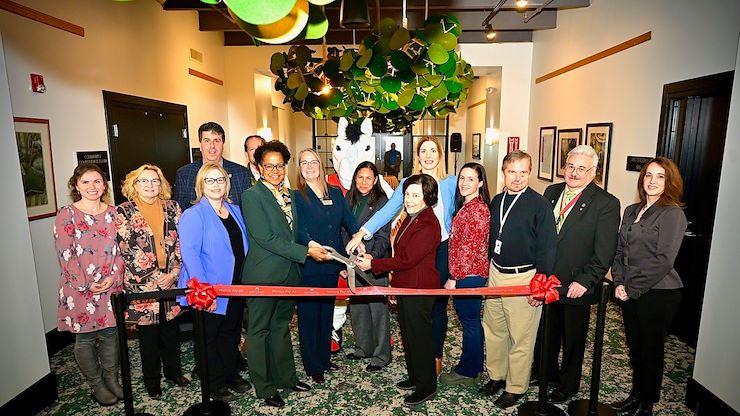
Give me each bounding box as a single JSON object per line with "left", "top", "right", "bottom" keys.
{"left": 547, "top": 389, "right": 574, "bottom": 404}
{"left": 264, "top": 394, "right": 285, "bottom": 408}
{"left": 165, "top": 375, "right": 191, "bottom": 387}
{"left": 494, "top": 391, "right": 525, "bottom": 409}
{"left": 610, "top": 390, "right": 641, "bottom": 412}
{"left": 403, "top": 390, "right": 436, "bottom": 406}
{"left": 226, "top": 377, "right": 252, "bottom": 393}
{"left": 365, "top": 364, "right": 383, "bottom": 372}
{"left": 327, "top": 362, "right": 340, "bottom": 371}
{"left": 628, "top": 401, "right": 653, "bottom": 416}
{"left": 346, "top": 352, "right": 365, "bottom": 360}
{"left": 311, "top": 374, "right": 325, "bottom": 384}
{"left": 291, "top": 381, "right": 311, "bottom": 392}
{"left": 395, "top": 379, "right": 416, "bottom": 390}
{"left": 479, "top": 379, "right": 505, "bottom": 396}
{"left": 146, "top": 384, "right": 162, "bottom": 398}
{"left": 211, "top": 387, "right": 236, "bottom": 402}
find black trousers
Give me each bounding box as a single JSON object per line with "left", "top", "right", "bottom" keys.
{"left": 397, "top": 296, "right": 437, "bottom": 396}
{"left": 621, "top": 288, "right": 681, "bottom": 404}
{"left": 138, "top": 316, "right": 183, "bottom": 389}
{"left": 202, "top": 297, "right": 245, "bottom": 390}
{"left": 534, "top": 302, "right": 592, "bottom": 394}
{"left": 431, "top": 241, "right": 450, "bottom": 359}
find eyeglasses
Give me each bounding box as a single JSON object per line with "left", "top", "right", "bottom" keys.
{"left": 262, "top": 163, "right": 286, "bottom": 172}
{"left": 137, "top": 178, "right": 162, "bottom": 186}
{"left": 204, "top": 177, "right": 227, "bottom": 185}
{"left": 299, "top": 160, "right": 320, "bottom": 167}
{"left": 565, "top": 164, "right": 594, "bottom": 176}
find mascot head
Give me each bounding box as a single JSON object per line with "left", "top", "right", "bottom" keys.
{"left": 333, "top": 117, "right": 374, "bottom": 190}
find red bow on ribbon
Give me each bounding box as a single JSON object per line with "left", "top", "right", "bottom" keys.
{"left": 186, "top": 277, "right": 217, "bottom": 310}
{"left": 529, "top": 273, "right": 561, "bottom": 304}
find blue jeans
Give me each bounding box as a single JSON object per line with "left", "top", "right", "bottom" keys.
{"left": 452, "top": 276, "right": 486, "bottom": 377}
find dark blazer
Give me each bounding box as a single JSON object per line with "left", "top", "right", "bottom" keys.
{"left": 371, "top": 207, "right": 441, "bottom": 289}
{"left": 342, "top": 194, "right": 391, "bottom": 284}
{"left": 240, "top": 181, "right": 308, "bottom": 286}
{"left": 295, "top": 186, "right": 359, "bottom": 279}
{"left": 544, "top": 181, "right": 621, "bottom": 305}
{"left": 173, "top": 158, "right": 252, "bottom": 211}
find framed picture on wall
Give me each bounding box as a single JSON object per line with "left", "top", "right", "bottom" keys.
{"left": 538, "top": 126, "right": 556, "bottom": 181}
{"left": 556, "top": 128, "right": 582, "bottom": 178}
{"left": 472, "top": 133, "right": 481, "bottom": 160}
{"left": 585, "top": 122, "right": 614, "bottom": 189}
{"left": 14, "top": 117, "right": 58, "bottom": 221}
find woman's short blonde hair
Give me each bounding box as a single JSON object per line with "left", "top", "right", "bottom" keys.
{"left": 413, "top": 136, "right": 448, "bottom": 180}
{"left": 121, "top": 164, "right": 172, "bottom": 201}
{"left": 194, "top": 162, "right": 231, "bottom": 204}
{"left": 296, "top": 148, "right": 328, "bottom": 200}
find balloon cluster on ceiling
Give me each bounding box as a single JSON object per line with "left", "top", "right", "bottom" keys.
{"left": 200, "top": 0, "right": 333, "bottom": 44}
{"left": 270, "top": 15, "right": 474, "bottom": 133}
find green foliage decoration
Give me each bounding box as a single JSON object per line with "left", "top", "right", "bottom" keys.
{"left": 269, "top": 15, "right": 474, "bottom": 132}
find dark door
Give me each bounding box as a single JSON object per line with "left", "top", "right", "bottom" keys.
{"left": 656, "top": 71, "right": 733, "bottom": 347}
{"left": 103, "top": 91, "right": 190, "bottom": 204}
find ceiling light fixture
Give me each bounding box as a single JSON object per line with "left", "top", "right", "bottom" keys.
{"left": 516, "top": 0, "right": 528, "bottom": 9}
{"left": 485, "top": 24, "right": 496, "bottom": 41}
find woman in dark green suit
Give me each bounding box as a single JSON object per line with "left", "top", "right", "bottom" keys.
{"left": 240, "top": 140, "right": 330, "bottom": 408}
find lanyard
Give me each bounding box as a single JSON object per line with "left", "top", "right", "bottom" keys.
{"left": 498, "top": 189, "right": 524, "bottom": 236}
{"left": 558, "top": 189, "right": 583, "bottom": 218}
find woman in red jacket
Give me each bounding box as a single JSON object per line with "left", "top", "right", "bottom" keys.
{"left": 355, "top": 174, "right": 441, "bottom": 408}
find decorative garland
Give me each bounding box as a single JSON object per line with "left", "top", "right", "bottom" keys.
{"left": 270, "top": 15, "right": 474, "bottom": 133}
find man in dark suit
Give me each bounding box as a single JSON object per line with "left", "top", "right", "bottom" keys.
{"left": 173, "top": 122, "right": 252, "bottom": 210}
{"left": 538, "top": 145, "right": 620, "bottom": 404}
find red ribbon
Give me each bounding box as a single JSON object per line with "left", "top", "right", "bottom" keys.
{"left": 529, "top": 273, "right": 562, "bottom": 304}
{"left": 186, "top": 277, "right": 217, "bottom": 310}
{"left": 185, "top": 276, "right": 562, "bottom": 310}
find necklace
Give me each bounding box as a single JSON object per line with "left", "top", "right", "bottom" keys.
{"left": 76, "top": 201, "right": 103, "bottom": 215}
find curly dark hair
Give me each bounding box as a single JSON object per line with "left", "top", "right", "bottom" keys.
{"left": 255, "top": 140, "right": 291, "bottom": 165}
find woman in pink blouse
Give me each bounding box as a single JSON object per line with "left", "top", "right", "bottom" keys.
{"left": 439, "top": 162, "right": 491, "bottom": 386}
{"left": 55, "top": 163, "right": 125, "bottom": 406}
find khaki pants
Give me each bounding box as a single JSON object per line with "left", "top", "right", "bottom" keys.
{"left": 482, "top": 264, "right": 541, "bottom": 394}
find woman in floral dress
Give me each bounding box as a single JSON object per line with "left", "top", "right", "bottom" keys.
{"left": 55, "top": 163, "right": 124, "bottom": 406}
{"left": 116, "top": 164, "right": 189, "bottom": 398}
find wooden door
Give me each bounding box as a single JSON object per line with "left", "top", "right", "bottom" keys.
{"left": 656, "top": 71, "right": 733, "bottom": 347}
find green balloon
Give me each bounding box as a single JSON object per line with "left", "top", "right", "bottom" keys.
{"left": 409, "top": 94, "right": 426, "bottom": 111}
{"left": 390, "top": 27, "right": 410, "bottom": 50}
{"left": 428, "top": 43, "right": 448, "bottom": 65}
{"left": 369, "top": 55, "right": 388, "bottom": 77}
{"left": 384, "top": 100, "right": 400, "bottom": 110}
{"left": 397, "top": 69, "right": 415, "bottom": 83}
{"left": 380, "top": 77, "right": 401, "bottom": 93}
{"left": 356, "top": 49, "right": 372, "bottom": 69}
{"left": 444, "top": 79, "right": 462, "bottom": 93}
{"left": 397, "top": 88, "right": 415, "bottom": 107}
{"left": 339, "top": 51, "right": 355, "bottom": 71}
{"left": 303, "top": 3, "right": 329, "bottom": 40}
{"left": 270, "top": 53, "right": 286, "bottom": 75}
{"left": 378, "top": 17, "right": 397, "bottom": 36}
{"left": 287, "top": 72, "right": 303, "bottom": 89}
{"left": 224, "top": 0, "right": 296, "bottom": 25}
{"left": 295, "top": 83, "right": 309, "bottom": 101}
{"left": 437, "top": 32, "right": 457, "bottom": 51}
{"left": 390, "top": 50, "right": 411, "bottom": 71}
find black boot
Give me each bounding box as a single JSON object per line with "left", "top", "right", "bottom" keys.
{"left": 629, "top": 401, "right": 653, "bottom": 416}
{"left": 610, "top": 389, "right": 641, "bottom": 412}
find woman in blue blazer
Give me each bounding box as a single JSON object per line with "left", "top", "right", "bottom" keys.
{"left": 294, "top": 149, "right": 359, "bottom": 383}
{"left": 178, "top": 163, "right": 250, "bottom": 402}
{"left": 347, "top": 137, "right": 457, "bottom": 373}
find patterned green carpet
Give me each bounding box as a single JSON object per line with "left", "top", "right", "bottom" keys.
{"left": 40, "top": 301, "right": 694, "bottom": 415}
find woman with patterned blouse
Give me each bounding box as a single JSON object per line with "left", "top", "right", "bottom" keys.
{"left": 440, "top": 162, "right": 491, "bottom": 387}
{"left": 55, "top": 163, "right": 124, "bottom": 406}
{"left": 116, "top": 164, "right": 189, "bottom": 398}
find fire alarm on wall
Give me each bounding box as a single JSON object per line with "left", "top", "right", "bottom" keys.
{"left": 31, "top": 73, "right": 46, "bottom": 93}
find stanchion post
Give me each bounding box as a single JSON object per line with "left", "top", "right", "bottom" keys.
{"left": 112, "top": 293, "right": 155, "bottom": 416}
{"left": 183, "top": 308, "right": 230, "bottom": 416}
{"left": 518, "top": 301, "right": 566, "bottom": 416}
{"left": 567, "top": 279, "right": 616, "bottom": 416}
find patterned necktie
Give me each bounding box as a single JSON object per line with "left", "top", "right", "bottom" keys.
{"left": 557, "top": 189, "right": 577, "bottom": 233}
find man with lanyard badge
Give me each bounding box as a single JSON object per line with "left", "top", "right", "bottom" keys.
{"left": 479, "top": 150, "right": 557, "bottom": 409}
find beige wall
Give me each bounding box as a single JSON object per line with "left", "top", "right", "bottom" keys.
{"left": 527, "top": 0, "right": 740, "bottom": 206}
{"left": 1, "top": 0, "right": 229, "bottom": 331}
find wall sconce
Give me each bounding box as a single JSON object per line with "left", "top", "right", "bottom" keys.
{"left": 485, "top": 127, "right": 499, "bottom": 145}
{"left": 257, "top": 127, "right": 273, "bottom": 140}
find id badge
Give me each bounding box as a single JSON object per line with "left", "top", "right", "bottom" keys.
{"left": 494, "top": 239, "right": 502, "bottom": 255}
{"left": 321, "top": 198, "right": 333, "bottom": 206}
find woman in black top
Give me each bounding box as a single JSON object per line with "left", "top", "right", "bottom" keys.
{"left": 342, "top": 162, "right": 392, "bottom": 372}
{"left": 610, "top": 157, "right": 687, "bottom": 416}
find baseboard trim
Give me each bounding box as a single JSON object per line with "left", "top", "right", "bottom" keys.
{"left": 45, "top": 328, "right": 74, "bottom": 357}
{"left": 0, "top": 371, "right": 57, "bottom": 415}
{"left": 686, "top": 377, "right": 739, "bottom": 416}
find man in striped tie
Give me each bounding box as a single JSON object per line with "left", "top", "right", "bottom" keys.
{"left": 536, "top": 145, "right": 621, "bottom": 404}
